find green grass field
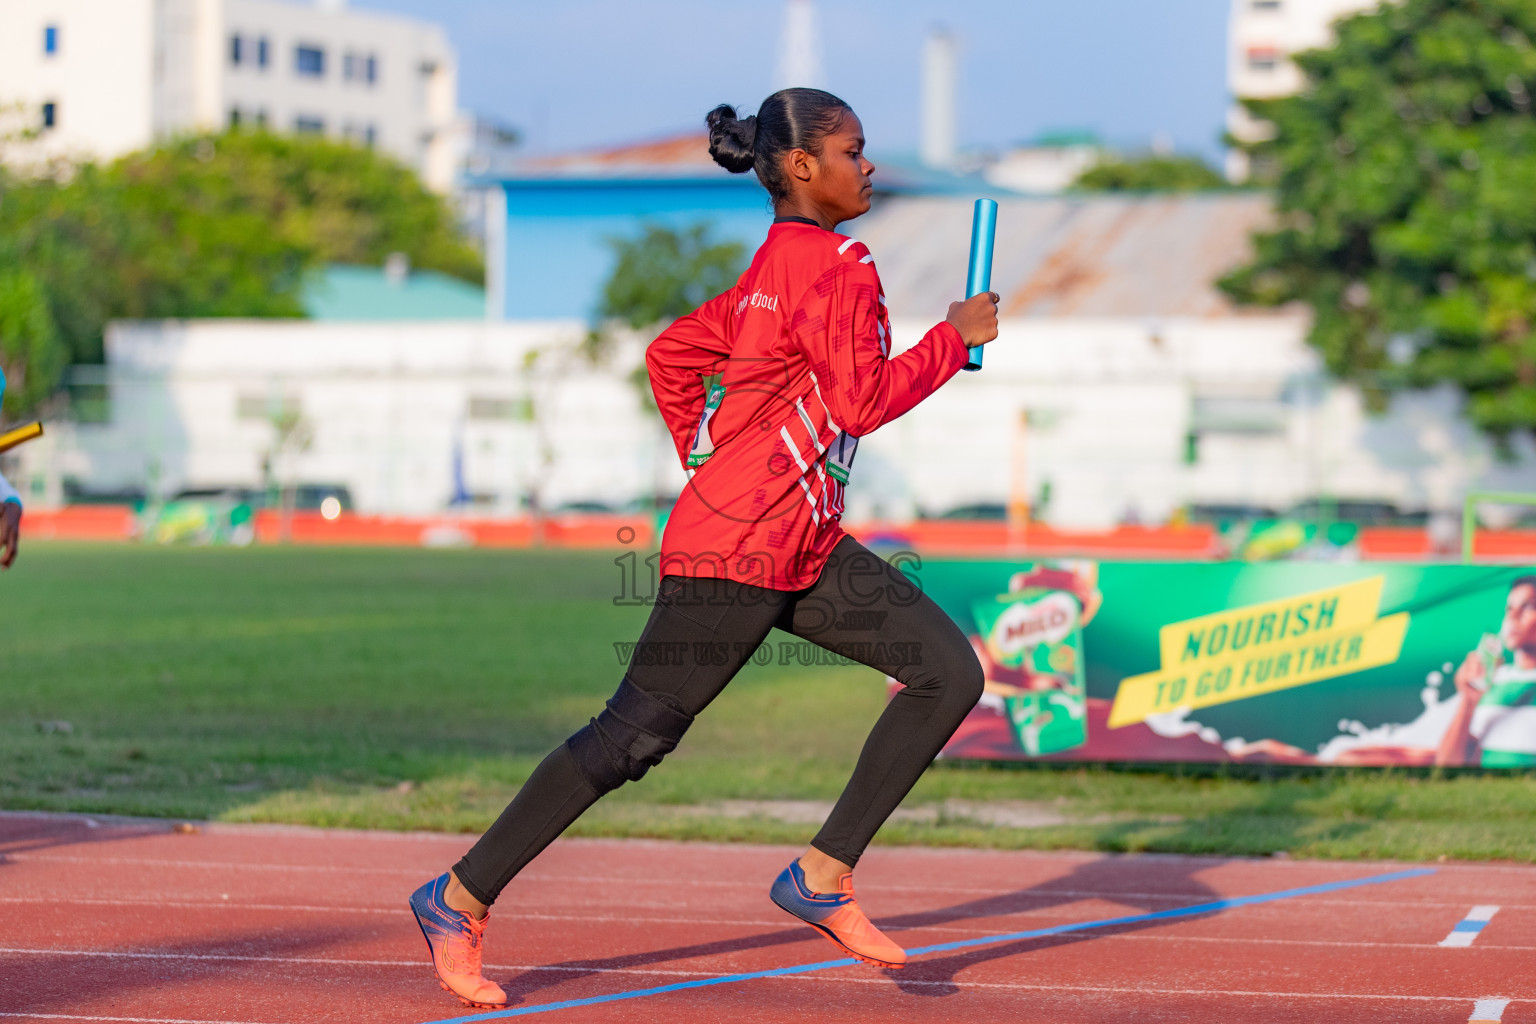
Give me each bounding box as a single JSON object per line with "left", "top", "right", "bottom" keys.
{"left": 5, "top": 543, "right": 1536, "bottom": 863}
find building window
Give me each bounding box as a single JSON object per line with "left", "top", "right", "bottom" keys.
{"left": 363, "top": 123, "right": 376, "bottom": 147}
{"left": 365, "top": 54, "right": 377, "bottom": 84}
{"left": 229, "top": 106, "right": 241, "bottom": 128}
{"left": 255, "top": 108, "right": 268, "bottom": 127}
{"left": 230, "top": 33, "right": 242, "bottom": 65}
{"left": 343, "top": 52, "right": 355, "bottom": 79}
{"left": 44, "top": 24, "right": 58, "bottom": 55}
{"left": 1247, "top": 46, "right": 1280, "bottom": 71}
{"left": 41, "top": 101, "right": 56, "bottom": 129}
{"left": 1252, "top": 0, "right": 1281, "bottom": 8}
{"left": 294, "top": 114, "right": 325, "bottom": 135}
{"left": 257, "top": 36, "right": 269, "bottom": 68}
{"left": 295, "top": 44, "right": 325, "bottom": 77}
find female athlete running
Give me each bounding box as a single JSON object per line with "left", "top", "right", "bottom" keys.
{"left": 410, "top": 88, "right": 1000, "bottom": 1009}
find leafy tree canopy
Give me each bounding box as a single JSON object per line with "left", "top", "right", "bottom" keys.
{"left": 0, "top": 130, "right": 481, "bottom": 417}
{"left": 1221, "top": 0, "right": 1536, "bottom": 438}
{"left": 594, "top": 222, "right": 746, "bottom": 332}
{"left": 1072, "top": 153, "right": 1227, "bottom": 192}
{"left": 583, "top": 222, "right": 747, "bottom": 412}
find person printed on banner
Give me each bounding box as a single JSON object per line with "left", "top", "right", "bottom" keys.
{"left": 1435, "top": 576, "right": 1536, "bottom": 768}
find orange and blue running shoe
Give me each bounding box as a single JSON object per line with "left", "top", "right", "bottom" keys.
{"left": 409, "top": 872, "right": 508, "bottom": 1009}
{"left": 770, "top": 859, "right": 906, "bottom": 969}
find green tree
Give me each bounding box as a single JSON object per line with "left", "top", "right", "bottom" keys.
{"left": 593, "top": 222, "right": 746, "bottom": 335}
{"left": 1221, "top": 0, "right": 1536, "bottom": 438}
{"left": 1072, "top": 153, "right": 1227, "bottom": 192}
{"left": 0, "top": 130, "right": 482, "bottom": 416}
{"left": 582, "top": 222, "right": 747, "bottom": 407}
{"left": 0, "top": 267, "right": 64, "bottom": 417}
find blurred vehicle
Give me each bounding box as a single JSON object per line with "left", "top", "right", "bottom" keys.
{"left": 288, "top": 484, "right": 353, "bottom": 513}
{"left": 1186, "top": 502, "right": 1277, "bottom": 526}
{"left": 926, "top": 503, "right": 1008, "bottom": 521}
{"left": 1283, "top": 499, "right": 1427, "bottom": 527}
{"left": 551, "top": 500, "right": 618, "bottom": 515}
{"left": 173, "top": 486, "right": 261, "bottom": 506}
{"left": 170, "top": 484, "right": 353, "bottom": 512}
{"left": 621, "top": 494, "right": 677, "bottom": 514}
{"left": 64, "top": 481, "right": 149, "bottom": 507}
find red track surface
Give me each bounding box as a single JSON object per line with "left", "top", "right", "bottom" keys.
{"left": 2, "top": 811, "right": 1532, "bottom": 1023}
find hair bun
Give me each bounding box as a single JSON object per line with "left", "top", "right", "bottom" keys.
{"left": 706, "top": 104, "right": 757, "bottom": 174}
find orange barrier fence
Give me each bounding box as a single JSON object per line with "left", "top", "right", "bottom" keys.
{"left": 23, "top": 506, "right": 1536, "bottom": 560}
{"left": 21, "top": 505, "right": 139, "bottom": 541}
{"left": 846, "top": 521, "right": 1218, "bottom": 556}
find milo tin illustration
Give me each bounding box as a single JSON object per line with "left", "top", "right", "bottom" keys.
{"left": 972, "top": 586, "right": 1089, "bottom": 756}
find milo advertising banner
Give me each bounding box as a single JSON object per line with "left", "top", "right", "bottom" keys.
{"left": 913, "top": 561, "right": 1536, "bottom": 768}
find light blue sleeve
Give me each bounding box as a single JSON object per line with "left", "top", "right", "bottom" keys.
{"left": 0, "top": 366, "right": 15, "bottom": 506}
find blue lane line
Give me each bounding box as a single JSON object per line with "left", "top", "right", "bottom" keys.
{"left": 1452, "top": 920, "right": 1488, "bottom": 933}
{"left": 420, "top": 866, "right": 1435, "bottom": 1024}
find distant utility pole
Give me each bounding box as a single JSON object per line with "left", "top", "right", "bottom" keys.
{"left": 921, "top": 28, "right": 957, "bottom": 169}
{"left": 774, "top": 0, "right": 825, "bottom": 91}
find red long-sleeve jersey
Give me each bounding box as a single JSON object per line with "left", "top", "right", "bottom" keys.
{"left": 647, "top": 219, "right": 970, "bottom": 590}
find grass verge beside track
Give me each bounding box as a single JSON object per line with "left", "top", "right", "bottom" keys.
{"left": 5, "top": 542, "right": 1536, "bottom": 862}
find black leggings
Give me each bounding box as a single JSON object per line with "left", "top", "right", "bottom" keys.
{"left": 453, "top": 536, "right": 984, "bottom": 906}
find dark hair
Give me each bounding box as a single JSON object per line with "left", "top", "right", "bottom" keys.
{"left": 706, "top": 88, "right": 853, "bottom": 203}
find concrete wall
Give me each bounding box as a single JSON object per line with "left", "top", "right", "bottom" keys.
{"left": 27, "top": 314, "right": 1532, "bottom": 525}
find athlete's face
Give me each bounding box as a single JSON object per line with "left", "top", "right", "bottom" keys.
{"left": 1500, "top": 582, "right": 1536, "bottom": 654}
{"left": 784, "top": 112, "right": 875, "bottom": 228}
{"left": 813, "top": 113, "right": 874, "bottom": 222}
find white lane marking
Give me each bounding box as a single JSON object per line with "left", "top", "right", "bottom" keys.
{"left": 1470, "top": 997, "right": 1511, "bottom": 1022}
{"left": 0, "top": 946, "right": 1520, "bottom": 1005}
{"left": 0, "top": 988, "right": 1511, "bottom": 1019}
{"left": 8, "top": 893, "right": 1535, "bottom": 947}
{"left": 4, "top": 856, "right": 1533, "bottom": 907}
{"left": 1441, "top": 905, "right": 1500, "bottom": 947}
{"left": 0, "top": 1016, "right": 278, "bottom": 1024}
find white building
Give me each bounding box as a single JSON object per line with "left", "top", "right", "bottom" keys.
{"left": 18, "top": 194, "right": 1534, "bottom": 526}
{"left": 984, "top": 132, "right": 1103, "bottom": 195}
{"left": 0, "top": 0, "right": 459, "bottom": 191}
{"left": 1226, "top": 0, "right": 1381, "bottom": 181}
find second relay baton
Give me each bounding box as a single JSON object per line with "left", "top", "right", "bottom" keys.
{"left": 962, "top": 198, "right": 997, "bottom": 372}
{"left": 0, "top": 421, "right": 42, "bottom": 455}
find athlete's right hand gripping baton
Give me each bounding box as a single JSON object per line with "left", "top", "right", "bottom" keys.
{"left": 962, "top": 198, "right": 998, "bottom": 372}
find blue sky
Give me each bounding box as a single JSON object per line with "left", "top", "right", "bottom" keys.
{"left": 354, "top": 0, "right": 1232, "bottom": 161}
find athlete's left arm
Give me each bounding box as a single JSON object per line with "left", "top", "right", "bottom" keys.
{"left": 646, "top": 289, "right": 737, "bottom": 466}
{"left": 797, "top": 261, "right": 969, "bottom": 437}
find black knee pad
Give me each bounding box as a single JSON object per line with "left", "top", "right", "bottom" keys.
{"left": 566, "top": 677, "right": 695, "bottom": 794}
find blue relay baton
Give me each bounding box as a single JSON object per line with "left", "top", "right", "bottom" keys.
{"left": 962, "top": 198, "right": 997, "bottom": 372}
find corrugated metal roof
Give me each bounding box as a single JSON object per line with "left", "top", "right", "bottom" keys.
{"left": 858, "top": 193, "right": 1277, "bottom": 320}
